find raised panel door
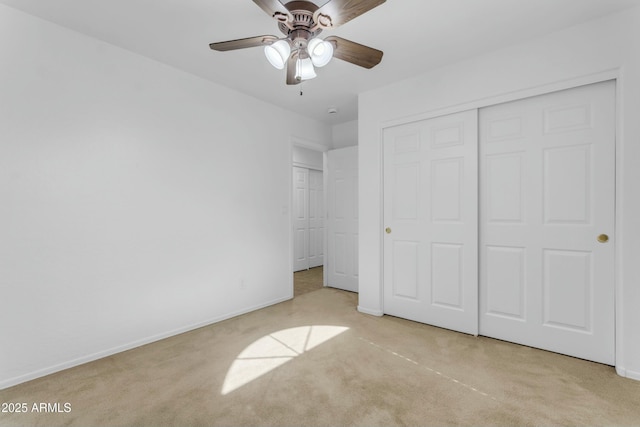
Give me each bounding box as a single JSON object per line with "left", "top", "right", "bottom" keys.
{"left": 479, "top": 81, "right": 615, "bottom": 364}
{"left": 327, "top": 147, "right": 359, "bottom": 292}
{"left": 308, "top": 170, "right": 324, "bottom": 268}
{"left": 292, "top": 167, "right": 309, "bottom": 272}
{"left": 383, "top": 110, "right": 478, "bottom": 335}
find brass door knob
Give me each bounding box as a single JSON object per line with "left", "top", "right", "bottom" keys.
{"left": 385, "top": 227, "right": 392, "bottom": 234}
{"left": 597, "top": 234, "right": 609, "bottom": 243}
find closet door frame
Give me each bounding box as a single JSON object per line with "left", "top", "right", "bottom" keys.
{"left": 376, "top": 71, "right": 623, "bottom": 369}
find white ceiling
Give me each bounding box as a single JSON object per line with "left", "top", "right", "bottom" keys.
{"left": 1, "top": 0, "right": 638, "bottom": 124}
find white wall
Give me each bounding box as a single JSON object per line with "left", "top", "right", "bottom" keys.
{"left": 292, "top": 146, "right": 323, "bottom": 170}
{"left": 359, "top": 7, "right": 640, "bottom": 380}
{"left": 0, "top": 4, "right": 331, "bottom": 389}
{"left": 332, "top": 120, "right": 358, "bottom": 149}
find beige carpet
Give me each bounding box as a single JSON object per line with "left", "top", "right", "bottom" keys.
{"left": 294, "top": 267, "right": 324, "bottom": 296}
{"left": 1, "top": 288, "right": 640, "bottom": 426}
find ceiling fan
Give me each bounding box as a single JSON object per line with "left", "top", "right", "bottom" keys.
{"left": 209, "top": 0, "right": 386, "bottom": 85}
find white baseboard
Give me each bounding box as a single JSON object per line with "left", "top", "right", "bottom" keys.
{"left": 357, "top": 305, "right": 383, "bottom": 317}
{"left": 0, "top": 296, "right": 292, "bottom": 391}
{"left": 616, "top": 366, "right": 640, "bottom": 381}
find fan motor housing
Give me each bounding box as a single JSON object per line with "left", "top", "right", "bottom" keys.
{"left": 278, "top": 1, "right": 323, "bottom": 45}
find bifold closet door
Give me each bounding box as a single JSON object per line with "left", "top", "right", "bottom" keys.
{"left": 308, "top": 170, "right": 324, "bottom": 269}
{"left": 293, "top": 167, "right": 324, "bottom": 272}
{"left": 383, "top": 110, "right": 478, "bottom": 335}
{"left": 293, "top": 167, "right": 310, "bottom": 272}
{"left": 479, "top": 81, "right": 616, "bottom": 365}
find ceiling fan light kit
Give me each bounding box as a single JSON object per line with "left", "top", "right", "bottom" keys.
{"left": 308, "top": 37, "right": 334, "bottom": 67}
{"left": 210, "top": 0, "right": 386, "bottom": 85}
{"left": 264, "top": 39, "right": 291, "bottom": 69}
{"left": 296, "top": 56, "right": 317, "bottom": 80}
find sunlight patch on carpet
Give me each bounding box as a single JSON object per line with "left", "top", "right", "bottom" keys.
{"left": 221, "top": 325, "right": 349, "bottom": 395}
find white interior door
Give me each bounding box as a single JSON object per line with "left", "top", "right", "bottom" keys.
{"left": 293, "top": 167, "right": 324, "bottom": 272}
{"left": 293, "top": 166, "right": 309, "bottom": 272}
{"left": 308, "top": 170, "right": 324, "bottom": 268}
{"left": 383, "top": 110, "right": 478, "bottom": 335}
{"left": 327, "top": 146, "right": 359, "bottom": 292}
{"left": 479, "top": 81, "right": 616, "bottom": 364}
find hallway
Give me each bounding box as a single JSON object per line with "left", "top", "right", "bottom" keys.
{"left": 294, "top": 267, "right": 323, "bottom": 296}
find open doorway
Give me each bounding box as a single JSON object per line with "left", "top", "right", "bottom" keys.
{"left": 291, "top": 140, "right": 328, "bottom": 297}
{"left": 294, "top": 267, "right": 323, "bottom": 296}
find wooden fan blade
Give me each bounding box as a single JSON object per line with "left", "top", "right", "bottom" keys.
{"left": 253, "top": 0, "right": 292, "bottom": 21}
{"left": 209, "top": 35, "right": 278, "bottom": 51}
{"left": 313, "top": 0, "right": 386, "bottom": 29}
{"left": 325, "top": 36, "right": 383, "bottom": 69}
{"left": 286, "top": 52, "right": 301, "bottom": 85}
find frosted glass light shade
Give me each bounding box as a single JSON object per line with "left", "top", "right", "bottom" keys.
{"left": 264, "top": 40, "right": 291, "bottom": 70}
{"left": 308, "top": 38, "right": 333, "bottom": 67}
{"left": 295, "top": 57, "right": 317, "bottom": 81}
